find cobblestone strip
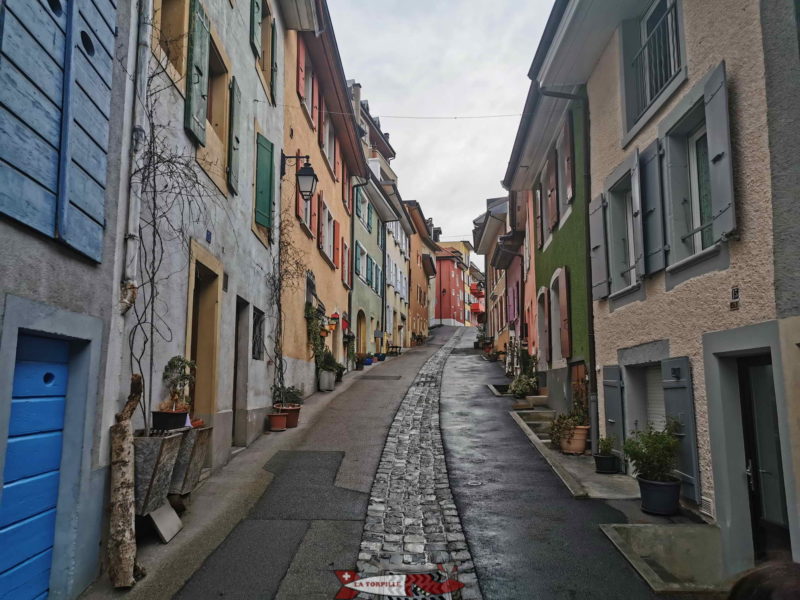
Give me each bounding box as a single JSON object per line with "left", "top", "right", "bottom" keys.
{"left": 356, "top": 330, "right": 481, "bottom": 600}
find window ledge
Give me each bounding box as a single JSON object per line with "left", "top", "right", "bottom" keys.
{"left": 609, "top": 281, "right": 642, "bottom": 302}
{"left": 621, "top": 66, "right": 687, "bottom": 149}
{"left": 558, "top": 204, "right": 573, "bottom": 229}
{"left": 299, "top": 97, "right": 315, "bottom": 130}
{"left": 298, "top": 219, "right": 314, "bottom": 239}
{"left": 666, "top": 242, "right": 723, "bottom": 276}
{"left": 318, "top": 248, "right": 336, "bottom": 270}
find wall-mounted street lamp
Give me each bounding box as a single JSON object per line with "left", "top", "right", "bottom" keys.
{"left": 281, "top": 151, "right": 319, "bottom": 201}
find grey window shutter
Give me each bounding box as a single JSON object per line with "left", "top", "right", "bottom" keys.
{"left": 630, "top": 147, "right": 645, "bottom": 280}
{"left": 602, "top": 366, "right": 624, "bottom": 459}
{"left": 269, "top": 19, "right": 277, "bottom": 104}
{"left": 540, "top": 290, "right": 550, "bottom": 365}
{"left": 250, "top": 0, "right": 262, "bottom": 58}
{"left": 227, "top": 77, "right": 241, "bottom": 194}
{"left": 661, "top": 357, "right": 701, "bottom": 504}
{"left": 589, "top": 194, "right": 610, "bottom": 300}
{"left": 640, "top": 140, "right": 666, "bottom": 274}
{"left": 704, "top": 61, "right": 736, "bottom": 242}
{"left": 185, "top": 0, "right": 210, "bottom": 146}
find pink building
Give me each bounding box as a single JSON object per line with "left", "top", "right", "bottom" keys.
{"left": 435, "top": 248, "right": 467, "bottom": 326}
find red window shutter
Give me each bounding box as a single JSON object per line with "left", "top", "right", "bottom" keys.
{"left": 333, "top": 220, "right": 341, "bottom": 267}
{"left": 311, "top": 75, "right": 319, "bottom": 128}
{"left": 318, "top": 97, "right": 326, "bottom": 146}
{"left": 547, "top": 152, "right": 558, "bottom": 231}
{"left": 296, "top": 36, "right": 306, "bottom": 99}
{"left": 563, "top": 114, "right": 574, "bottom": 203}
{"left": 535, "top": 182, "right": 544, "bottom": 250}
{"left": 310, "top": 192, "right": 318, "bottom": 238}
{"left": 317, "top": 197, "right": 325, "bottom": 250}
{"left": 558, "top": 268, "right": 571, "bottom": 358}
{"left": 295, "top": 147, "right": 303, "bottom": 219}
{"left": 542, "top": 289, "right": 551, "bottom": 364}
{"left": 334, "top": 137, "right": 341, "bottom": 181}
{"left": 341, "top": 162, "right": 348, "bottom": 210}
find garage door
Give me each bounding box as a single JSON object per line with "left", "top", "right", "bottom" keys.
{"left": 0, "top": 334, "right": 70, "bottom": 599}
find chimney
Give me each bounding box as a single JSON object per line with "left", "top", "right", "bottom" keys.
{"left": 351, "top": 81, "right": 362, "bottom": 116}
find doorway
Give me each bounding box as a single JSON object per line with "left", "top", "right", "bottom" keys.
{"left": 738, "top": 355, "right": 791, "bottom": 561}
{"left": 189, "top": 260, "right": 220, "bottom": 420}
{"left": 232, "top": 298, "right": 249, "bottom": 447}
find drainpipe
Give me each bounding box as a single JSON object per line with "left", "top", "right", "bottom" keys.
{"left": 120, "top": 0, "right": 154, "bottom": 313}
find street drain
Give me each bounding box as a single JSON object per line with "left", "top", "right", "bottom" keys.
{"left": 360, "top": 375, "right": 402, "bottom": 380}
{"left": 465, "top": 480, "right": 483, "bottom": 487}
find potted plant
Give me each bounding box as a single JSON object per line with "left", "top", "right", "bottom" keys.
{"left": 623, "top": 422, "right": 682, "bottom": 515}
{"left": 594, "top": 436, "right": 619, "bottom": 474}
{"left": 152, "top": 356, "right": 195, "bottom": 430}
{"left": 375, "top": 352, "right": 386, "bottom": 361}
{"left": 486, "top": 350, "right": 499, "bottom": 362}
{"left": 552, "top": 381, "right": 591, "bottom": 454}
{"left": 335, "top": 362, "right": 345, "bottom": 383}
{"left": 272, "top": 384, "right": 303, "bottom": 428}
{"left": 267, "top": 408, "right": 288, "bottom": 432}
{"left": 318, "top": 348, "right": 337, "bottom": 391}
{"left": 509, "top": 374, "right": 538, "bottom": 399}
{"left": 355, "top": 353, "right": 366, "bottom": 371}
{"left": 363, "top": 353, "right": 374, "bottom": 366}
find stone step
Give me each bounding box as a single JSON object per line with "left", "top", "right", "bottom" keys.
{"left": 527, "top": 421, "right": 552, "bottom": 434}
{"left": 519, "top": 409, "right": 556, "bottom": 422}
{"left": 525, "top": 395, "right": 550, "bottom": 406}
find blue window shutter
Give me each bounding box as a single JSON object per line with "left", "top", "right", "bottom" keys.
{"left": 661, "top": 357, "right": 701, "bottom": 503}
{"left": 641, "top": 140, "right": 666, "bottom": 274}
{"left": 589, "top": 194, "right": 610, "bottom": 300}
{"left": 704, "top": 61, "right": 736, "bottom": 242}
{"left": 0, "top": 0, "right": 116, "bottom": 261}
{"left": 185, "top": 0, "right": 210, "bottom": 145}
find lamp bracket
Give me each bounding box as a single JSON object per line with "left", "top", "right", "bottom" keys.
{"left": 280, "top": 151, "right": 311, "bottom": 178}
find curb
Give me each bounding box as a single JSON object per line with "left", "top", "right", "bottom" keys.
{"left": 508, "top": 411, "right": 589, "bottom": 499}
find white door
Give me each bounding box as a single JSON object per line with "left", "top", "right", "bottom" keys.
{"left": 645, "top": 365, "right": 666, "bottom": 430}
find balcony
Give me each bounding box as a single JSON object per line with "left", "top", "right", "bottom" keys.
{"left": 470, "top": 302, "right": 485, "bottom": 314}
{"left": 470, "top": 283, "right": 484, "bottom": 298}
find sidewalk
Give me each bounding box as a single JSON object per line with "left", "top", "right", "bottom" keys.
{"left": 80, "top": 330, "right": 453, "bottom": 600}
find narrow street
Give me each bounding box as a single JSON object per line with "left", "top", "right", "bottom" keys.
{"left": 173, "top": 327, "right": 664, "bottom": 600}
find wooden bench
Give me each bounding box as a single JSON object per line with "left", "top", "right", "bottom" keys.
{"left": 388, "top": 345, "right": 402, "bottom": 356}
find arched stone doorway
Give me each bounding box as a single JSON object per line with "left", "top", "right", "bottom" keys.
{"left": 357, "top": 310, "right": 367, "bottom": 354}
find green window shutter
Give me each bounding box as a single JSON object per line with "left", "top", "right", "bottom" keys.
{"left": 355, "top": 246, "right": 361, "bottom": 275}
{"left": 227, "top": 77, "right": 242, "bottom": 194}
{"left": 250, "top": 0, "right": 262, "bottom": 58}
{"left": 355, "top": 188, "right": 362, "bottom": 217}
{"left": 269, "top": 19, "right": 277, "bottom": 104}
{"left": 255, "top": 134, "right": 274, "bottom": 228}
{"left": 185, "top": 0, "right": 210, "bottom": 145}
{"left": 367, "top": 203, "right": 373, "bottom": 232}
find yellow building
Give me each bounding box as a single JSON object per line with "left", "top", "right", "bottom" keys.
{"left": 280, "top": 1, "right": 366, "bottom": 395}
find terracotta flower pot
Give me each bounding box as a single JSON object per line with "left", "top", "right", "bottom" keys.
{"left": 275, "top": 403, "right": 301, "bottom": 428}
{"left": 268, "top": 412, "right": 287, "bottom": 432}
{"left": 560, "top": 425, "right": 590, "bottom": 454}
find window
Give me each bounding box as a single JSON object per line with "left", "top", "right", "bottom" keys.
{"left": 253, "top": 0, "right": 277, "bottom": 101}
{"left": 607, "top": 174, "right": 637, "bottom": 293}
{"left": 621, "top": 0, "right": 684, "bottom": 137}
{"left": 252, "top": 308, "right": 265, "bottom": 360}
{"left": 323, "top": 110, "right": 334, "bottom": 161}
{"left": 355, "top": 243, "right": 365, "bottom": 276}
{"left": 342, "top": 242, "right": 350, "bottom": 285}
{"left": 206, "top": 41, "right": 228, "bottom": 143}
{"left": 155, "top": 0, "right": 190, "bottom": 75}
{"left": 687, "top": 126, "right": 714, "bottom": 252}
{"left": 303, "top": 57, "right": 314, "bottom": 114}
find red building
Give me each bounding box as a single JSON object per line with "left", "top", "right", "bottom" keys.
{"left": 435, "top": 248, "right": 467, "bottom": 326}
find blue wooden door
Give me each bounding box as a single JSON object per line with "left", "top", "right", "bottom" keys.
{"left": 0, "top": 335, "right": 70, "bottom": 599}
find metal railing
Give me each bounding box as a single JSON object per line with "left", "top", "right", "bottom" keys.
{"left": 631, "top": 1, "right": 681, "bottom": 120}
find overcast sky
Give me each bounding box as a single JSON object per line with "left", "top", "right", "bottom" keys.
{"left": 327, "top": 0, "right": 555, "bottom": 270}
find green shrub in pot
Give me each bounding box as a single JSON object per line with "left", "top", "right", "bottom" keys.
{"left": 623, "top": 421, "right": 683, "bottom": 515}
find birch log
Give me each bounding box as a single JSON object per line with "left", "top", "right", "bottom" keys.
{"left": 108, "top": 374, "right": 143, "bottom": 588}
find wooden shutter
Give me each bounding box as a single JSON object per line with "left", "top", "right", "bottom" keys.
{"left": 354, "top": 244, "right": 361, "bottom": 275}
{"left": 367, "top": 203, "right": 374, "bottom": 232}
{"left": 589, "top": 194, "right": 610, "bottom": 300}
{"left": 269, "top": 19, "right": 277, "bottom": 103}
{"left": 255, "top": 134, "right": 273, "bottom": 228}
{"left": 312, "top": 76, "right": 320, "bottom": 129}
{"left": 184, "top": 0, "right": 210, "bottom": 145}
{"left": 535, "top": 183, "right": 544, "bottom": 250}
{"left": 342, "top": 242, "right": 348, "bottom": 282}
{"left": 704, "top": 61, "right": 736, "bottom": 242}
{"left": 641, "top": 140, "right": 666, "bottom": 274}
{"left": 366, "top": 256, "right": 373, "bottom": 285}
{"left": 296, "top": 35, "right": 306, "bottom": 99}
{"left": 317, "top": 196, "right": 325, "bottom": 249}
{"left": 630, "top": 147, "right": 645, "bottom": 281}
{"left": 333, "top": 220, "right": 341, "bottom": 267}
{"left": 558, "top": 268, "right": 571, "bottom": 359}
{"left": 334, "top": 137, "right": 342, "bottom": 181}
{"left": 602, "top": 366, "right": 624, "bottom": 458}
{"left": 318, "top": 97, "right": 326, "bottom": 146}
{"left": 250, "top": 0, "right": 261, "bottom": 57}
{"left": 541, "top": 290, "right": 551, "bottom": 364}
{"left": 547, "top": 151, "right": 558, "bottom": 231}
{"left": 355, "top": 188, "right": 362, "bottom": 217}
{"left": 227, "top": 77, "right": 242, "bottom": 194}
{"left": 662, "top": 357, "right": 701, "bottom": 503}
{"left": 310, "top": 191, "right": 318, "bottom": 238}
{"left": 563, "top": 113, "right": 575, "bottom": 203}
{"left": 295, "top": 148, "right": 303, "bottom": 219}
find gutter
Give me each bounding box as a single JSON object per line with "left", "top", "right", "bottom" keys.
{"left": 120, "top": 0, "right": 153, "bottom": 312}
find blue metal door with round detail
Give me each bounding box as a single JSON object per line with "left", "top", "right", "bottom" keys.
{"left": 0, "top": 334, "right": 70, "bottom": 599}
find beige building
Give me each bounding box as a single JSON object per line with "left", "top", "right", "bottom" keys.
{"left": 531, "top": 0, "right": 799, "bottom": 577}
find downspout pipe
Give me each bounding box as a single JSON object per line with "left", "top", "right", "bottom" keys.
{"left": 121, "top": 0, "right": 154, "bottom": 312}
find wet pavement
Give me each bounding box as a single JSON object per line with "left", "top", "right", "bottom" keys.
{"left": 440, "top": 330, "right": 663, "bottom": 600}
